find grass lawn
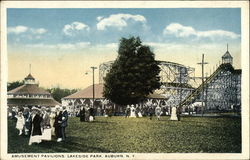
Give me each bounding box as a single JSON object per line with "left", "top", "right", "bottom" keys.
{"left": 8, "top": 116, "right": 241, "bottom": 153}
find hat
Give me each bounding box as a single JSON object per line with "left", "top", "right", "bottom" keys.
{"left": 41, "top": 106, "right": 46, "bottom": 110}
{"left": 51, "top": 107, "right": 56, "bottom": 112}
{"left": 31, "top": 106, "right": 40, "bottom": 111}
{"left": 55, "top": 105, "right": 60, "bottom": 109}
{"left": 46, "top": 107, "right": 51, "bottom": 112}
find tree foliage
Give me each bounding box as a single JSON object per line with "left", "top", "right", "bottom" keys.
{"left": 46, "top": 87, "right": 78, "bottom": 103}
{"left": 7, "top": 81, "right": 24, "bottom": 91}
{"left": 103, "top": 36, "right": 161, "bottom": 105}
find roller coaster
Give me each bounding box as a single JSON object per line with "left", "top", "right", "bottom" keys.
{"left": 181, "top": 63, "right": 241, "bottom": 112}
{"left": 99, "top": 60, "right": 196, "bottom": 107}
{"left": 99, "top": 47, "right": 241, "bottom": 112}
{"left": 180, "top": 47, "right": 241, "bottom": 112}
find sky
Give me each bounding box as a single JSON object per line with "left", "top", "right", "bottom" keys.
{"left": 7, "top": 8, "right": 241, "bottom": 89}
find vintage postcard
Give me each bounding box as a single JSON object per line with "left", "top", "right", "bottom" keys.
{"left": 0, "top": 1, "right": 249, "bottom": 160}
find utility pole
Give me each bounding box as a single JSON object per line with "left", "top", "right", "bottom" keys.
{"left": 91, "top": 66, "right": 97, "bottom": 107}
{"left": 178, "top": 68, "right": 184, "bottom": 120}
{"left": 205, "top": 72, "right": 209, "bottom": 111}
{"left": 197, "top": 54, "right": 208, "bottom": 116}
{"left": 179, "top": 68, "right": 185, "bottom": 108}
{"left": 179, "top": 69, "right": 182, "bottom": 109}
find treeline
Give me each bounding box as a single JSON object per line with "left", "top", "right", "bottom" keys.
{"left": 46, "top": 87, "right": 78, "bottom": 103}
{"left": 7, "top": 81, "right": 78, "bottom": 103}
{"left": 7, "top": 80, "right": 24, "bottom": 91}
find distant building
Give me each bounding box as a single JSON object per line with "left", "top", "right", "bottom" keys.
{"left": 8, "top": 74, "right": 60, "bottom": 108}
{"left": 222, "top": 44, "right": 233, "bottom": 65}
{"left": 62, "top": 84, "right": 105, "bottom": 112}
{"left": 62, "top": 84, "right": 119, "bottom": 115}
{"left": 62, "top": 83, "right": 167, "bottom": 115}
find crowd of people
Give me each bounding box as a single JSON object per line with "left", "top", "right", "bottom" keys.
{"left": 9, "top": 102, "right": 176, "bottom": 145}
{"left": 9, "top": 105, "right": 68, "bottom": 145}
{"left": 78, "top": 104, "right": 95, "bottom": 122}
{"left": 124, "top": 103, "right": 169, "bottom": 120}
{"left": 77, "top": 104, "right": 114, "bottom": 122}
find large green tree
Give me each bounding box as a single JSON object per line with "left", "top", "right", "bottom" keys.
{"left": 103, "top": 36, "right": 161, "bottom": 105}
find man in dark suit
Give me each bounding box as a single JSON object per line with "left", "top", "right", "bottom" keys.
{"left": 148, "top": 105, "right": 154, "bottom": 120}
{"left": 79, "top": 106, "right": 85, "bottom": 122}
{"left": 89, "top": 106, "right": 95, "bottom": 121}
{"left": 55, "top": 107, "right": 63, "bottom": 142}
{"left": 61, "top": 106, "right": 68, "bottom": 142}
{"left": 125, "top": 105, "right": 130, "bottom": 118}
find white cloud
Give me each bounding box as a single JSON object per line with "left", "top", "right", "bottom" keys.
{"left": 197, "top": 30, "right": 239, "bottom": 39}
{"left": 77, "top": 42, "right": 91, "bottom": 48}
{"left": 25, "top": 42, "right": 119, "bottom": 51}
{"left": 63, "top": 22, "right": 90, "bottom": 36}
{"left": 163, "top": 23, "right": 240, "bottom": 39}
{"left": 145, "top": 42, "right": 226, "bottom": 51}
{"left": 95, "top": 43, "right": 118, "bottom": 49}
{"left": 8, "top": 26, "right": 28, "bottom": 34}
{"left": 96, "top": 13, "right": 147, "bottom": 30}
{"left": 8, "top": 25, "right": 47, "bottom": 35}
{"left": 163, "top": 23, "right": 196, "bottom": 37}
{"left": 97, "top": 16, "right": 103, "bottom": 21}
{"left": 26, "top": 42, "right": 91, "bottom": 50}
{"left": 31, "top": 28, "right": 47, "bottom": 34}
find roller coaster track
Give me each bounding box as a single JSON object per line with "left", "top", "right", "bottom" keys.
{"left": 180, "top": 63, "right": 235, "bottom": 106}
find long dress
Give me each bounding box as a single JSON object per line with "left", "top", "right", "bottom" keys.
{"left": 85, "top": 109, "right": 90, "bottom": 121}
{"left": 155, "top": 106, "right": 161, "bottom": 116}
{"left": 15, "top": 115, "right": 25, "bottom": 130}
{"left": 79, "top": 109, "right": 85, "bottom": 122}
{"left": 155, "top": 106, "right": 161, "bottom": 119}
{"left": 23, "top": 112, "right": 31, "bottom": 135}
{"left": 54, "top": 111, "right": 62, "bottom": 139}
{"left": 29, "top": 114, "right": 43, "bottom": 145}
{"left": 41, "top": 113, "right": 51, "bottom": 141}
{"left": 50, "top": 113, "right": 56, "bottom": 136}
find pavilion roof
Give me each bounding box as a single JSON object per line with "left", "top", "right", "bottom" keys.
{"left": 147, "top": 93, "right": 166, "bottom": 99}
{"left": 8, "top": 84, "right": 50, "bottom": 95}
{"left": 64, "top": 84, "right": 104, "bottom": 99}
{"left": 24, "top": 73, "right": 35, "bottom": 80}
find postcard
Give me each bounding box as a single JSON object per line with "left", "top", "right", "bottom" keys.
{"left": 1, "top": 1, "right": 249, "bottom": 160}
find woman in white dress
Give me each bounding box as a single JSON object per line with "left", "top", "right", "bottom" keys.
{"left": 50, "top": 107, "right": 56, "bottom": 136}
{"left": 41, "top": 107, "right": 52, "bottom": 141}
{"left": 155, "top": 104, "right": 162, "bottom": 120}
{"left": 29, "top": 107, "right": 43, "bottom": 145}
{"left": 15, "top": 111, "right": 25, "bottom": 135}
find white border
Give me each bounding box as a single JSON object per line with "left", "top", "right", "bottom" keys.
{"left": 1, "top": 1, "right": 249, "bottom": 160}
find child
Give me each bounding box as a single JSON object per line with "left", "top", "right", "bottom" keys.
{"left": 15, "top": 111, "right": 25, "bottom": 135}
